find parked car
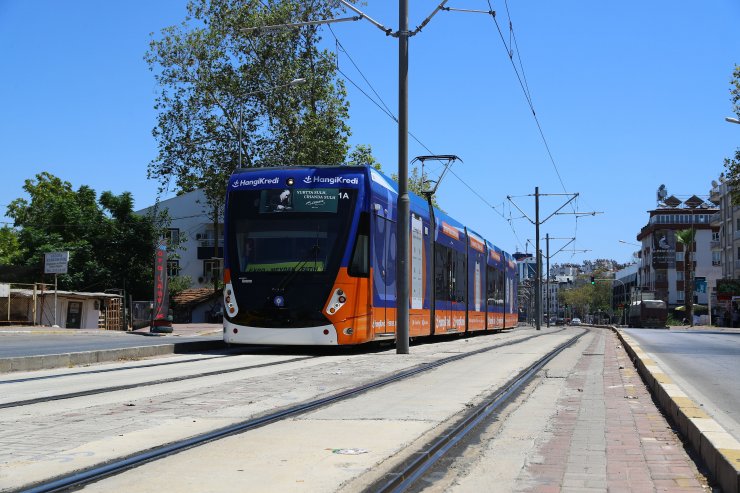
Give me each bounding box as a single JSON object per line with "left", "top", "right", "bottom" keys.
{"left": 555, "top": 317, "right": 565, "bottom": 325}
{"left": 571, "top": 317, "right": 581, "bottom": 326}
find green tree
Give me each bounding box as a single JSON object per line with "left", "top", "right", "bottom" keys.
{"left": 145, "top": 0, "right": 352, "bottom": 209}
{"left": 0, "top": 226, "right": 21, "bottom": 265}
{"left": 347, "top": 144, "right": 382, "bottom": 170}
{"left": 723, "top": 65, "right": 740, "bottom": 203}
{"left": 146, "top": 0, "right": 355, "bottom": 292}
{"left": 675, "top": 228, "right": 695, "bottom": 325}
{"left": 5, "top": 173, "right": 163, "bottom": 299}
{"left": 390, "top": 165, "right": 442, "bottom": 209}
{"left": 559, "top": 274, "right": 612, "bottom": 320}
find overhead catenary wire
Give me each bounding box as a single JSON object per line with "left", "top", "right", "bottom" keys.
{"left": 487, "top": 1, "right": 568, "bottom": 196}
{"left": 326, "top": 15, "right": 525, "bottom": 250}
{"left": 223, "top": 1, "right": 530, "bottom": 252}
{"left": 484, "top": 1, "right": 586, "bottom": 253}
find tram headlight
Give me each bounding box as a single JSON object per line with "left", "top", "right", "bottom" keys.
{"left": 224, "top": 282, "right": 238, "bottom": 317}
{"left": 286, "top": 177, "right": 294, "bottom": 186}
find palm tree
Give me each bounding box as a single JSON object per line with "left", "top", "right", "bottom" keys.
{"left": 676, "top": 229, "right": 696, "bottom": 325}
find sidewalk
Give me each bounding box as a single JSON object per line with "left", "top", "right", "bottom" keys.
{"left": 613, "top": 326, "right": 740, "bottom": 493}
{"left": 0, "top": 323, "right": 225, "bottom": 373}
{"left": 522, "top": 328, "right": 708, "bottom": 492}
{"left": 0, "top": 322, "right": 223, "bottom": 337}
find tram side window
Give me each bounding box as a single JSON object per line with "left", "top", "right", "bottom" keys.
{"left": 496, "top": 268, "right": 505, "bottom": 308}
{"left": 453, "top": 249, "right": 467, "bottom": 303}
{"left": 435, "top": 244, "right": 452, "bottom": 301}
{"left": 486, "top": 265, "right": 496, "bottom": 305}
{"left": 348, "top": 213, "right": 370, "bottom": 277}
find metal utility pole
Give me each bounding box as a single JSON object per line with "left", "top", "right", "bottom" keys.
{"left": 535, "top": 188, "right": 541, "bottom": 330}
{"left": 546, "top": 233, "right": 549, "bottom": 327}
{"left": 543, "top": 235, "right": 585, "bottom": 327}
{"left": 396, "top": 0, "right": 410, "bottom": 353}
{"left": 245, "top": 1, "right": 458, "bottom": 354}
{"left": 339, "top": 0, "right": 449, "bottom": 354}
{"left": 508, "top": 189, "right": 598, "bottom": 332}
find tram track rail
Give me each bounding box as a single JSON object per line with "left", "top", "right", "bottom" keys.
{"left": 0, "top": 355, "right": 317, "bottom": 410}
{"left": 18, "top": 328, "right": 573, "bottom": 493}
{"left": 0, "top": 345, "right": 303, "bottom": 385}
{"left": 370, "top": 328, "right": 587, "bottom": 493}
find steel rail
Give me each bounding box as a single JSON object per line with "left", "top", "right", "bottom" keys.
{"left": 0, "top": 356, "right": 316, "bottom": 409}
{"left": 0, "top": 354, "right": 233, "bottom": 386}
{"left": 372, "top": 329, "right": 587, "bottom": 493}
{"left": 21, "top": 329, "right": 568, "bottom": 493}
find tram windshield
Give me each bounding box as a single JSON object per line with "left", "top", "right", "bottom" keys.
{"left": 228, "top": 188, "right": 355, "bottom": 278}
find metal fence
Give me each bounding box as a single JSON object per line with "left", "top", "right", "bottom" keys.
{"left": 0, "top": 283, "right": 37, "bottom": 325}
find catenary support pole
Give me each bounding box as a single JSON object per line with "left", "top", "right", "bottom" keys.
{"left": 535, "top": 187, "right": 541, "bottom": 331}
{"left": 396, "top": 0, "right": 410, "bottom": 354}
{"left": 54, "top": 273, "right": 58, "bottom": 327}
{"left": 546, "top": 233, "right": 550, "bottom": 328}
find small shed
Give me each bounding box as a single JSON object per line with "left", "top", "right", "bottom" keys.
{"left": 171, "top": 288, "right": 222, "bottom": 323}
{"left": 8, "top": 288, "right": 124, "bottom": 329}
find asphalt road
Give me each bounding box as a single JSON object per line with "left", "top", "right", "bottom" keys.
{"left": 623, "top": 328, "right": 740, "bottom": 440}
{"left": 0, "top": 332, "right": 221, "bottom": 358}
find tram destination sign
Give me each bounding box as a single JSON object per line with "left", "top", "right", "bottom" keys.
{"left": 260, "top": 188, "right": 339, "bottom": 213}
{"left": 44, "top": 251, "right": 70, "bottom": 274}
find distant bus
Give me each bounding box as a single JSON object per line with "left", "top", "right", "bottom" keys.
{"left": 221, "top": 165, "right": 518, "bottom": 345}
{"left": 628, "top": 300, "right": 667, "bottom": 328}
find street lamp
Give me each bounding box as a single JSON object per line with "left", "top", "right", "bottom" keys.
{"left": 725, "top": 117, "right": 740, "bottom": 124}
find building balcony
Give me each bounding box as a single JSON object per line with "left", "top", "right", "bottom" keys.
{"left": 710, "top": 240, "right": 721, "bottom": 249}
{"left": 710, "top": 212, "right": 721, "bottom": 226}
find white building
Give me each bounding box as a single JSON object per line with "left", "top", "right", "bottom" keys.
{"left": 6, "top": 288, "right": 123, "bottom": 329}
{"left": 635, "top": 194, "right": 720, "bottom": 307}
{"left": 137, "top": 189, "right": 223, "bottom": 289}
{"left": 709, "top": 177, "right": 740, "bottom": 279}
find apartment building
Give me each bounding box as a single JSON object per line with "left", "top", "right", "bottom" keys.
{"left": 635, "top": 193, "right": 720, "bottom": 307}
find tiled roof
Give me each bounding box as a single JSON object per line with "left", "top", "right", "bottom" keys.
{"left": 171, "top": 288, "right": 219, "bottom": 306}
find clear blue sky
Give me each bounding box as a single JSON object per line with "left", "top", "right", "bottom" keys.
{"left": 1, "top": 1, "right": 738, "bottom": 265}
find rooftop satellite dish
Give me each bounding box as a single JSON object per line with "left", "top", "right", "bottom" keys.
{"left": 657, "top": 184, "right": 667, "bottom": 201}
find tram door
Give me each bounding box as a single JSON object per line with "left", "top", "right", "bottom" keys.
{"left": 371, "top": 208, "right": 396, "bottom": 336}
{"left": 434, "top": 246, "right": 453, "bottom": 333}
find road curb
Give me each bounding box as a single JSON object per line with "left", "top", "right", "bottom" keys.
{"left": 613, "top": 327, "right": 740, "bottom": 493}
{"left": 0, "top": 340, "right": 226, "bottom": 373}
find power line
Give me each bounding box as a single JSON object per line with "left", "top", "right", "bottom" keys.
{"left": 328, "top": 25, "right": 396, "bottom": 119}
{"left": 329, "top": 31, "right": 525, "bottom": 251}
{"left": 486, "top": 1, "right": 569, "bottom": 196}
{"left": 242, "top": 2, "right": 527, "bottom": 252}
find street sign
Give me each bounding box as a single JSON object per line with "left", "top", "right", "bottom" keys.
{"left": 44, "top": 251, "right": 69, "bottom": 274}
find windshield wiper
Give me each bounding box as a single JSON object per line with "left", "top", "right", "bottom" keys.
{"left": 275, "top": 244, "right": 321, "bottom": 292}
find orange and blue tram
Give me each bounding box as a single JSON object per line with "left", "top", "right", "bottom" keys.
{"left": 222, "top": 165, "right": 518, "bottom": 345}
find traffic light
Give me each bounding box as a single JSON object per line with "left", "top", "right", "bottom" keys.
{"left": 590, "top": 276, "right": 595, "bottom": 285}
